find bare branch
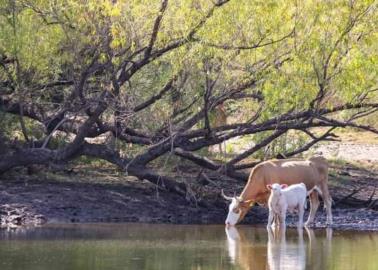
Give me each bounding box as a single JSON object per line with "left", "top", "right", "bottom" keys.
{"left": 281, "top": 127, "right": 338, "bottom": 158}
{"left": 144, "top": 0, "right": 169, "bottom": 58}
{"left": 192, "top": 27, "right": 294, "bottom": 50}
{"left": 226, "top": 129, "right": 286, "bottom": 166}
{"left": 133, "top": 75, "right": 176, "bottom": 112}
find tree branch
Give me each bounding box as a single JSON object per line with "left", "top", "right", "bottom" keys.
{"left": 144, "top": 0, "right": 169, "bottom": 58}
{"left": 226, "top": 129, "right": 286, "bottom": 166}
{"left": 133, "top": 75, "right": 176, "bottom": 112}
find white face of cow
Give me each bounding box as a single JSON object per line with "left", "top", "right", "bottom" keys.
{"left": 225, "top": 198, "right": 242, "bottom": 226}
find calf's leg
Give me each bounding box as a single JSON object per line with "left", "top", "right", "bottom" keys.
{"left": 279, "top": 207, "right": 287, "bottom": 227}
{"left": 267, "top": 211, "right": 274, "bottom": 228}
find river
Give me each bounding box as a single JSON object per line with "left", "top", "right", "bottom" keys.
{"left": 0, "top": 224, "right": 377, "bottom": 270}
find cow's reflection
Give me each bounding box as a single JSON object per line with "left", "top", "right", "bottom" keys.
{"left": 225, "top": 226, "right": 239, "bottom": 264}
{"left": 225, "top": 226, "right": 331, "bottom": 270}
{"left": 305, "top": 226, "right": 333, "bottom": 270}
{"left": 225, "top": 226, "right": 267, "bottom": 270}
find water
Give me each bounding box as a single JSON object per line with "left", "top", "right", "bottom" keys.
{"left": 0, "top": 224, "right": 377, "bottom": 270}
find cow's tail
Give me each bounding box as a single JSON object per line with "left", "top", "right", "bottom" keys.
{"left": 305, "top": 186, "right": 323, "bottom": 210}
{"left": 307, "top": 186, "right": 334, "bottom": 209}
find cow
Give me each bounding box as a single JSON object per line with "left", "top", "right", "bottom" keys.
{"left": 223, "top": 156, "right": 332, "bottom": 226}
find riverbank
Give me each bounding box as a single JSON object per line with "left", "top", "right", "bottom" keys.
{"left": 1, "top": 157, "right": 377, "bottom": 231}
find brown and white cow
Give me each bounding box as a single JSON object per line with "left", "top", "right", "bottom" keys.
{"left": 223, "top": 156, "right": 332, "bottom": 226}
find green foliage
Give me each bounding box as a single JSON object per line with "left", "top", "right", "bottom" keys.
{"left": 251, "top": 131, "right": 308, "bottom": 159}
{"left": 0, "top": 0, "right": 377, "bottom": 158}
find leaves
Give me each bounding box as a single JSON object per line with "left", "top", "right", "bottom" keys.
{"left": 0, "top": 0, "right": 377, "bottom": 152}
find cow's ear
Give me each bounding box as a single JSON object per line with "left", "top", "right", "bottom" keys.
{"left": 266, "top": 184, "right": 272, "bottom": 190}
{"left": 281, "top": 184, "right": 288, "bottom": 189}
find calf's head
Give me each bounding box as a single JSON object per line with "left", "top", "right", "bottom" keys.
{"left": 266, "top": 183, "right": 288, "bottom": 197}
{"left": 222, "top": 190, "right": 254, "bottom": 226}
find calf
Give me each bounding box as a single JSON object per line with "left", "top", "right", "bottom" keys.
{"left": 267, "top": 183, "right": 307, "bottom": 227}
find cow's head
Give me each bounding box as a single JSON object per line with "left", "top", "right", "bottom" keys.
{"left": 222, "top": 190, "right": 254, "bottom": 226}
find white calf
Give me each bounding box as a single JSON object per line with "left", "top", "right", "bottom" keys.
{"left": 267, "top": 183, "right": 307, "bottom": 227}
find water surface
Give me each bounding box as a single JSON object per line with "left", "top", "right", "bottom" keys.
{"left": 0, "top": 224, "right": 377, "bottom": 270}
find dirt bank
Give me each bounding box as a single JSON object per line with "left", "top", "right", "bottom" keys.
{"left": 0, "top": 166, "right": 228, "bottom": 226}
{"left": 1, "top": 157, "right": 377, "bottom": 231}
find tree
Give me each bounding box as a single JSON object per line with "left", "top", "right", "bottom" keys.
{"left": 1, "top": 0, "right": 377, "bottom": 199}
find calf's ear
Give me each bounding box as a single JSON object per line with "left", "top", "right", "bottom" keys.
{"left": 266, "top": 184, "right": 272, "bottom": 190}
{"left": 281, "top": 184, "right": 288, "bottom": 189}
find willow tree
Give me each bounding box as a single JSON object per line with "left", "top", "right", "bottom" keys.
{"left": 0, "top": 0, "right": 377, "bottom": 198}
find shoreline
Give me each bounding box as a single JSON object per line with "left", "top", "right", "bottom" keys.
{"left": 1, "top": 220, "right": 378, "bottom": 233}
{"left": 1, "top": 158, "right": 378, "bottom": 232}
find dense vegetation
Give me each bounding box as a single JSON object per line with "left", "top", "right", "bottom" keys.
{"left": 1, "top": 0, "right": 377, "bottom": 197}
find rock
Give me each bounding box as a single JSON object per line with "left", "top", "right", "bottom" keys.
{"left": 0, "top": 204, "right": 47, "bottom": 227}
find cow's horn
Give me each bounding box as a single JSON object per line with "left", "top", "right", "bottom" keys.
{"left": 221, "top": 189, "right": 233, "bottom": 201}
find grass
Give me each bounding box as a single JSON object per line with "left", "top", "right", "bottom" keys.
{"left": 336, "top": 130, "right": 378, "bottom": 144}
{"left": 312, "top": 127, "right": 378, "bottom": 144}
{"left": 328, "top": 158, "right": 351, "bottom": 167}
{"left": 327, "top": 158, "right": 378, "bottom": 189}
{"left": 329, "top": 172, "right": 352, "bottom": 187}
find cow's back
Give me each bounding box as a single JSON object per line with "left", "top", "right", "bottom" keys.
{"left": 260, "top": 158, "right": 323, "bottom": 189}
{"left": 242, "top": 156, "right": 328, "bottom": 203}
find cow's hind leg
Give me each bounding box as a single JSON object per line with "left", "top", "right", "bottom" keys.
{"left": 305, "top": 191, "right": 319, "bottom": 227}
{"left": 320, "top": 182, "right": 333, "bottom": 226}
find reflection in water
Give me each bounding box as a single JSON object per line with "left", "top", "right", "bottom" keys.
{"left": 225, "top": 226, "right": 239, "bottom": 264}
{"left": 0, "top": 224, "right": 236, "bottom": 270}
{"left": 225, "top": 226, "right": 268, "bottom": 270}
{"left": 225, "top": 226, "right": 338, "bottom": 270}
{"left": 266, "top": 226, "right": 306, "bottom": 270}
{"left": 0, "top": 224, "right": 377, "bottom": 270}
{"left": 305, "top": 227, "right": 333, "bottom": 270}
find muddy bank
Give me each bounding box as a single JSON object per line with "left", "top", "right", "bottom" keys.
{"left": 1, "top": 161, "right": 378, "bottom": 231}
{"left": 0, "top": 178, "right": 223, "bottom": 226}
